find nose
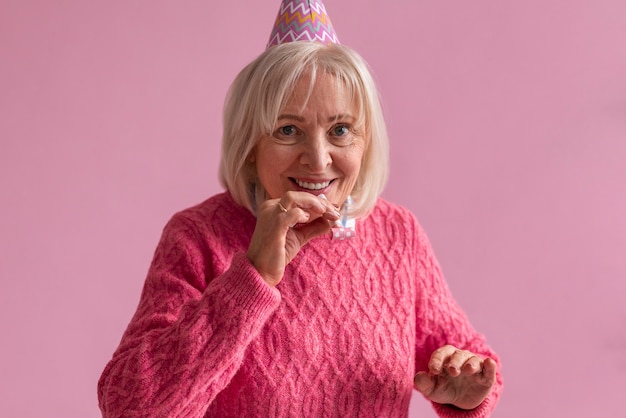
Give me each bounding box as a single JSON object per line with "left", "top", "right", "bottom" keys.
{"left": 299, "top": 132, "right": 332, "bottom": 172}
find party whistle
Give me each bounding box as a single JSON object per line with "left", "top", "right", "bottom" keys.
{"left": 320, "top": 194, "right": 356, "bottom": 241}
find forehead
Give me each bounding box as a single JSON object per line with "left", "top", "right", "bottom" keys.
{"left": 281, "top": 73, "right": 354, "bottom": 115}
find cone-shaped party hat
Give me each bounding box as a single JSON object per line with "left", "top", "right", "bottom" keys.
{"left": 267, "top": 0, "right": 340, "bottom": 48}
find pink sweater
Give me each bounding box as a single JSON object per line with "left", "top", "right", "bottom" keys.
{"left": 98, "top": 192, "right": 502, "bottom": 417}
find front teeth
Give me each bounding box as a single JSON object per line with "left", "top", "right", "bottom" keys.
{"left": 295, "top": 179, "right": 331, "bottom": 190}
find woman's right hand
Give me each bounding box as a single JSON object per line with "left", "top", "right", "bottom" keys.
{"left": 247, "top": 191, "right": 341, "bottom": 287}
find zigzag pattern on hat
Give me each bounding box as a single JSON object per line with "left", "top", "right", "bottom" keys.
{"left": 267, "top": 0, "right": 339, "bottom": 48}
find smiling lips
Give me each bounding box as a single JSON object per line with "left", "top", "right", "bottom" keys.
{"left": 293, "top": 178, "right": 332, "bottom": 191}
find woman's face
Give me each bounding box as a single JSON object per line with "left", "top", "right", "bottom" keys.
{"left": 251, "top": 74, "right": 366, "bottom": 207}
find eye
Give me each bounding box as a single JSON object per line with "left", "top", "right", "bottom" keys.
{"left": 331, "top": 124, "right": 350, "bottom": 137}
{"left": 272, "top": 124, "right": 301, "bottom": 144}
{"left": 278, "top": 125, "right": 298, "bottom": 136}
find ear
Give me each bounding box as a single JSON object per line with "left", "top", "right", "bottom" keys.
{"left": 248, "top": 147, "right": 256, "bottom": 164}
{"left": 246, "top": 153, "right": 258, "bottom": 180}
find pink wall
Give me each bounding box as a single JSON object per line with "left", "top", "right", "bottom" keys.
{"left": 1, "top": 1, "right": 625, "bottom": 416}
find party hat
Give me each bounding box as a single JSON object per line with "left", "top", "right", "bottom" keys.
{"left": 267, "top": 0, "right": 340, "bottom": 48}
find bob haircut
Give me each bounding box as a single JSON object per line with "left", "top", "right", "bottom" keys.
{"left": 219, "top": 42, "right": 389, "bottom": 218}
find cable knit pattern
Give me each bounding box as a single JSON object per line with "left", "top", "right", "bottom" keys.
{"left": 98, "top": 192, "right": 503, "bottom": 417}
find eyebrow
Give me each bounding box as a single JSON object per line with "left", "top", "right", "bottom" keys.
{"left": 277, "top": 114, "right": 305, "bottom": 122}
{"left": 277, "top": 113, "right": 356, "bottom": 123}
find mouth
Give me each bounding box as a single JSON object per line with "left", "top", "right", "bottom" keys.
{"left": 290, "top": 178, "right": 334, "bottom": 191}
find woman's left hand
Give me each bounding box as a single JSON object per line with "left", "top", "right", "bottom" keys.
{"left": 414, "top": 345, "right": 497, "bottom": 410}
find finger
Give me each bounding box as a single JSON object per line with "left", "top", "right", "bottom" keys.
{"left": 293, "top": 216, "right": 333, "bottom": 244}
{"left": 276, "top": 201, "right": 289, "bottom": 213}
{"left": 480, "top": 357, "right": 498, "bottom": 387}
{"left": 445, "top": 350, "right": 474, "bottom": 377}
{"left": 318, "top": 193, "right": 342, "bottom": 219}
{"left": 280, "top": 191, "right": 325, "bottom": 214}
{"left": 313, "top": 198, "right": 341, "bottom": 220}
{"left": 271, "top": 199, "right": 311, "bottom": 229}
{"left": 428, "top": 345, "right": 457, "bottom": 374}
{"left": 322, "top": 209, "right": 341, "bottom": 221}
{"left": 285, "top": 207, "right": 313, "bottom": 228}
{"left": 282, "top": 191, "right": 341, "bottom": 219}
{"left": 459, "top": 355, "right": 483, "bottom": 376}
{"left": 413, "top": 372, "right": 435, "bottom": 397}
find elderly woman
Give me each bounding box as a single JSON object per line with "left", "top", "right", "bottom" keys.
{"left": 98, "top": 7, "right": 502, "bottom": 417}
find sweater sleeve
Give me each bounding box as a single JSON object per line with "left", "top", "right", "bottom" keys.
{"left": 410, "top": 217, "right": 503, "bottom": 417}
{"left": 97, "top": 213, "right": 281, "bottom": 417}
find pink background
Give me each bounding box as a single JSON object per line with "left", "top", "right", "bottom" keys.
{"left": 1, "top": 1, "right": 625, "bottom": 416}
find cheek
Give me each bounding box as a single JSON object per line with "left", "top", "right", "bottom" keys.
{"left": 254, "top": 144, "right": 276, "bottom": 173}
{"left": 254, "top": 146, "right": 295, "bottom": 194}
{"left": 339, "top": 145, "right": 365, "bottom": 177}
{"left": 259, "top": 151, "right": 292, "bottom": 175}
